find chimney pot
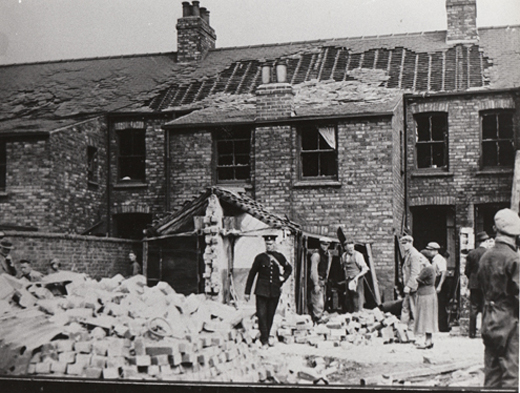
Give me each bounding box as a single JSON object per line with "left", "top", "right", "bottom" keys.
{"left": 182, "top": 1, "right": 191, "bottom": 17}
{"left": 261, "top": 64, "right": 272, "bottom": 84}
{"left": 192, "top": 1, "right": 200, "bottom": 17}
{"left": 200, "top": 7, "right": 210, "bottom": 24}
{"left": 276, "top": 63, "right": 287, "bottom": 83}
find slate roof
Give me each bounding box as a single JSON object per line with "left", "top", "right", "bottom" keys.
{"left": 150, "top": 186, "right": 301, "bottom": 236}
{"left": 1, "top": 26, "right": 519, "bottom": 134}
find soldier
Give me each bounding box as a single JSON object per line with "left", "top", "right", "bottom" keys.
{"left": 309, "top": 237, "right": 333, "bottom": 323}
{"left": 465, "top": 231, "right": 493, "bottom": 338}
{"left": 478, "top": 209, "right": 519, "bottom": 388}
{"left": 0, "top": 239, "right": 16, "bottom": 276}
{"left": 244, "top": 233, "right": 292, "bottom": 347}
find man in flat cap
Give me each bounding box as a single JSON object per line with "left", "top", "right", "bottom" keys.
{"left": 245, "top": 232, "right": 293, "bottom": 347}
{"left": 426, "top": 241, "right": 449, "bottom": 331}
{"left": 0, "top": 239, "right": 16, "bottom": 276}
{"left": 309, "top": 237, "right": 333, "bottom": 323}
{"left": 465, "top": 231, "right": 493, "bottom": 338}
{"left": 478, "top": 208, "right": 519, "bottom": 388}
{"left": 399, "top": 234, "right": 429, "bottom": 329}
{"left": 340, "top": 238, "right": 369, "bottom": 313}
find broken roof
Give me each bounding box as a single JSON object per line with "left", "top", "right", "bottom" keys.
{"left": 1, "top": 26, "right": 519, "bottom": 134}
{"left": 149, "top": 186, "right": 301, "bottom": 236}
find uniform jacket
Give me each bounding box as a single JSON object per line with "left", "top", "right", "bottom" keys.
{"left": 465, "top": 246, "right": 487, "bottom": 289}
{"left": 245, "top": 251, "right": 292, "bottom": 298}
{"left": 402, "top": 247, "right": 429, "bottom": 292}
{"left": 477, "top": 236, "right": 519, "bottom": 354}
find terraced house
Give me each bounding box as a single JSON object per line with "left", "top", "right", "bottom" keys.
{"left": 0, "top": 0, "right": 519, "bottom": 306}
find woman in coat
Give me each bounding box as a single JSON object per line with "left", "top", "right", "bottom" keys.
{"left": 414, "top": 259, "right": 438, "bottom": 349}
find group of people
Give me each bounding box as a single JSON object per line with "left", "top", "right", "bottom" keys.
{"left": 0, "top": 234, "right": 60, "bottom": 282}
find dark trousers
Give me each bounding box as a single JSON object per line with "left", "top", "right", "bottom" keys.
{"left": 469, "top": 289, "right": 483, "bottom": 338}
{"left": 436, "top": 276, "right": 450, "bottom": 332}
{"left": 256, "top": 295, "right": 279, "bottom": 345}
{"left": 484, "top": 321, "right": 519, "bottom": 388}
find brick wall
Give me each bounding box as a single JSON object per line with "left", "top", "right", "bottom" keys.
{"left": 168, "top": 129, "right": 213, "bottom": 210}
{"left": 406, "top": 92, "right": 518, "bottom": 229}
{"left": 0, "top": 117, "right": 107, "bottom": 233}
{"left": 176, "top": 16, "right": 216, "bottom": 62}
{"left": 4, "top": 231, "right": 138, "bottom": 279}
{"left": 256, "top": 84, "right": 294, "bottom": 120}
{"left": 446, "top": 0, "right": 478, "bottom": 43}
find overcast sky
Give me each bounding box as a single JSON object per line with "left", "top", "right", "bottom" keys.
{"left": 1, "top": 0, "right": 519, "bottom": 65}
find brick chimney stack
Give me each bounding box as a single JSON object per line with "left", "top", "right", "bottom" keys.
{"left": 446, "top": 0, "right": 478, "bottom": 43}
{"left": 256, "top": 62, "right": 294, "bottom": 121}
{"left": 176, "top": 1, "right": 216, "bottom": 62}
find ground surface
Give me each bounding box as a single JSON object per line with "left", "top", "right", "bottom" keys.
{"left": 258, "top": 332, "right": 485, "bottom": 386}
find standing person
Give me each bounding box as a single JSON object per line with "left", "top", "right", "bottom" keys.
{"left": 465, "top": 231, "right": 492, "bottom": 338}
{"left": 477, "top": 208, "right": 519, "bottom": 388}
{"left": 18, "top": 259, "right": 45, "bottom": 282}
{"left": 340, "top": 238, "right": 369, "bottom": 313}
{"left": 244, "top": 233, "right": 292, "bottom": 347}
{"left": 399, "top": 235, "right": 429, "bottom": 329}
{"left": 0, "top": 239, "right": 16, "bottom": 276}
{"left": 426, "top": 242, "right": 449, "bottom": 332}
{"left": 414, "top": 258, "right": 438, "bottom": 349}
{"left": 128, "top": 251, "right": 141, "bottom": 276}
{"left": 309, "top": 237, "right": 332, "bottom": 323}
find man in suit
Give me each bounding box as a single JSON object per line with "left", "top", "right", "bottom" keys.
{"left": 245, "top": 232, "right": 292, "bottom": 347}
{"left": 465, "top": 231, "right": 493, "bottom": 338}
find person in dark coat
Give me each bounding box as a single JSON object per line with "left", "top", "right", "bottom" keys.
{"left": 464, "top": 231, "right": 493, "bottom": 338}
{"left": 128, "top": 251, "right": 142, "bottom": 276}
{"left": 0, "top": 240, "right": 16, "bottom": 276}
{"left": 245, "top": 233, "right": 292, "bottom": 347}
{"left": 478, "top": 209, "right": 519, "bottom": 388}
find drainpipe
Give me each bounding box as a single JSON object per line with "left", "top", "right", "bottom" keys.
{"left": 165, "top": 128, "right": 171, "bottom": 212}
{"left": 106, "top": 115, "right": 112, "bottom": 237}
{"left": 402, "top": 94, "right": 409, "bottom": 232}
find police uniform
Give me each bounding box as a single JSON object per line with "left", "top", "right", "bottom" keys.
{"left": 478, "top": 209, "right": 519, "bottom": 388}
{"left": 245, "top": 235, "right": 292, "bottom": 346}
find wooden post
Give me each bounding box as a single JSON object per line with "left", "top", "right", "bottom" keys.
{"left": 365, "top": 243, "right": 381, "bottom": 305}
{"left": 142, "top": 240, "right": 148, "bottom": 282}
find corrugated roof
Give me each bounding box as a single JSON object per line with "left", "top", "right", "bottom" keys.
{"left": 151, "top": 186, "right": 301, "bottom": 236}
{"left": 1, "top": 26, "right": 519, "bottom": 134}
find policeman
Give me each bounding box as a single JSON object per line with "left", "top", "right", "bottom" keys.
{"left": 478, "top": 208, "right": 519, "bottom": 388}
{"left": 245, "top": 232, "right": 292, "bottom": 347}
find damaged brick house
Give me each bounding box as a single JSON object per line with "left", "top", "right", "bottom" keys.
{"left": 0, "top": 0, "right": 519, "bottom": 303}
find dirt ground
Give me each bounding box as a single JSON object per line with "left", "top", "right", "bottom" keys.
{"left": 258, "top": 332, "right": 485, "bottom": 386}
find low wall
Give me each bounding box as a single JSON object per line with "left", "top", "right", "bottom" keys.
{"left": 2, "top": 231, "right": 139, "bottom": 280}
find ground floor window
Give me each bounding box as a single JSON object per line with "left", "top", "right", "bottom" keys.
{"left": 113, "top": 213, "right": 151, "bottom": 240}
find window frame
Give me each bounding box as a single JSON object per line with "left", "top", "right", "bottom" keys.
{"left": 116, "top": 129, "right": 146, "bottom": 183}
{"left": 413, "top": 112, "right": 449, "bottom": 171}
{"left": 214, "top": 126, "right": 252, "bottom": 184}
{"left": 480, "top": 109, "right": 515, "bottom": 169}
{"left": 297, "top": 123, "right": 338, "bottom": 181}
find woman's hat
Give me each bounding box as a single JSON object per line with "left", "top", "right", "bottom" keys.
{"left": 476, "top": 231, "right": 490, "bottom": 242}
{"left": 0, "top": 240, "right": 13, "bottom": 250}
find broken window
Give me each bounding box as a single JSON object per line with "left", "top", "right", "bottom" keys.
{"left": 215, "top": 127, "right": 251, "bottom": 182}
{"left": 117, "top": 129, "right": 145, "bottom": 182}
{"left": 299, "top": 124, "right": 338, "bottom": 179}
{"left": 87, "top": 145, "right": 98, "bottom": 184}
{"left": 414, "top": 113, "right": 448, "bottom": 169}
{"left": 481, "top": 110, "right": 515, "bottom": 168}
{"left": 0, "top": 141, "right": 5, "bottom": 191}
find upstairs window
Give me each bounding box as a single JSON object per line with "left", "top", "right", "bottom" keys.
{"left": 117, "top": 129, "right": 145, "bottom": 182}
{"left": 299, "top": 124, "right": 337, "bottom": 179}
{"left": 414, "top": 113, "right": 448, "bottom": 169}
{"left": 0, "top": 141, "right": 5, "bottom": 191}
{"left": 481, "top": 110, "right": 515, "bottom": 168}
{"left": 87, "top": 146, "right": 98, "bottom": 184}
{"left": 215, "top": 127, "right": 251, "bottom": 183}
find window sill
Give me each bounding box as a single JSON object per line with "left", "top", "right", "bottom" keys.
{"left": 217, "top": 182, "right": 253, "bottom": 191}
{"left": 88, "top": 181, "right": 99, "bottom": 189}
{"left": 113, "top": 182, "right": 148, "bottom": 190}
{"left": 476, "top": 168, "right": 513, "bottom": 176}
{"left": 411, "top": 170, "right": 453, "bottom": 178}
{"left": 294, "top": 180, "right": 342, "bottom": 188}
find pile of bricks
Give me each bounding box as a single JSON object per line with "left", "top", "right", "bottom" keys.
{"left": 3, "top": 273, "right": 267, "bottom": 382}
{"left": 275, "top": 307, "right": 413, "bottom": 348}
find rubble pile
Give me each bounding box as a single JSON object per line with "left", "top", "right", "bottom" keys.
{"left": 0, "top": 273, "right": 267, "bottom": 382}
{"left": 275, "top": 307, "right": 413, "bottom": 348}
